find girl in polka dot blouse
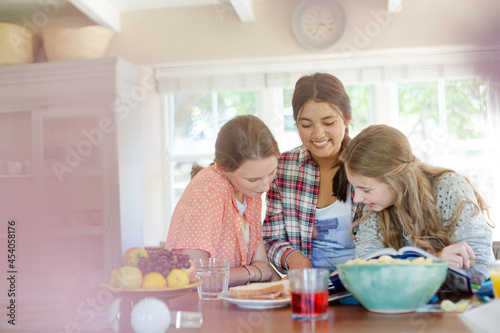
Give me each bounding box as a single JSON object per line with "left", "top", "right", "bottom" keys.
{"left": 166, "top": 115, "right": 281, "bottom": 286}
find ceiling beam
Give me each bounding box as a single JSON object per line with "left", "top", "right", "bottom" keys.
{"left": 68, "top": 0, "right": 120, "bottom": 31}
{"left": 387, "top": 0, "right": 402, "bottom": 13}
{"left": 230, "top": 0, "right": 254, "bottom": 22}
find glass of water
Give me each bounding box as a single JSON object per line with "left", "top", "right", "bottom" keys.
{"left": 194, "top": 258, "right": 230, "bottom": 300}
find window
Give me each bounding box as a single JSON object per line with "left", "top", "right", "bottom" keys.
{"left": 165, "top": 90, "right": 260, "bottom": 213}
{"left": 165, "top": 84, "right": 374, "bottom": 222}
{"left": 159, "top": 48, "right": 500, "bottom": 242}
{"left": 397, "top": 78, "right": 496, "bottom": 223}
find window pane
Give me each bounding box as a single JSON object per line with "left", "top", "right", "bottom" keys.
{"left": 397, "top": 78, "right": 494, "bottom": 228}
{"left": 283, "top": 89, "right": 295, "bottom": 132}
{"left": 172, "top": 93, "right": 215, "bottom": 156}
{"left": 217, "top": 91, "right": 258, "bottom": 130}
{"left": 345, "top": 85, "right": 373, "bottom": 135}
{"left": 174, "top": 93, "right": 213, "bottom": 143}
{"left": 445, "top": 78, "right": 489, "bottom": 140}
{"left": 397, "top": 82, "right": 440, "bottom": 161}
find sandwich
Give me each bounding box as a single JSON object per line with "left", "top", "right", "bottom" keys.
{"left": 229, "top": 279, "right": 290, "bottom": 299}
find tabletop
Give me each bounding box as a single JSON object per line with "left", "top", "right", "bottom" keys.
{"left": 0, "top": 285, "right": 474, "bottom": 333}
{"left": 165, "top": 290, "right": 472, "bottom": 333}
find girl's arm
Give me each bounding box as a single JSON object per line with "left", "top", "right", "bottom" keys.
{"left": 353, "top": 213, "right": 385, "bottom": 258}
{"left": 182, "top": 246, "right": 273, "bottom": 287}
{"left": 437, "top": 173, "right": 495, "bottom": 285}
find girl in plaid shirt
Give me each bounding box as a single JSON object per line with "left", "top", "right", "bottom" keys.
{"left": 264, "top": 73, "right": 361, "bottom": 274}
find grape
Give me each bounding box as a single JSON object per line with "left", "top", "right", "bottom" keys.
{"left": 137, "top": 249, "right": 191, "bottom": 276}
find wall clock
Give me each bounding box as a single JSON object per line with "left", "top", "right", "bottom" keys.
{"left": 292, "top": 0, "right": 348, "bottom": 53}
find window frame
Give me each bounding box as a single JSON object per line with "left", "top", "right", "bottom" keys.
{"left": 158, "top": 46, "right": 500, "bottom": 241}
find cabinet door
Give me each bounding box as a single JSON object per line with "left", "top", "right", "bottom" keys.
{"left": 0, "top": 111, "right": 33, "bottom": 270}
{"left": 0, "top": 111, "right": 32, "bottom": 178}
{"left": 32, "top": 104, "right": 112, "bottom": 279}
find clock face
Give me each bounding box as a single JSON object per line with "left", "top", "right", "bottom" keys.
{"left": 301, "top": 6, "right": 338, "bottom": 42}
{"left": 292, "top": 0, "right": 347, "bottom": 52}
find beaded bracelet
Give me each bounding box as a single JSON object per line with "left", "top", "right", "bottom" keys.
{"left": 249, "top": 264, "right": 262, "bottom": 282}
{"left": 242, "top": 265, "right": 251, "bottom": 284}
{"left": 284, "top": 249, "right": 302, "bottom": 271}
{"left": 282, "top": 248, "right": 295, "bottom": 268}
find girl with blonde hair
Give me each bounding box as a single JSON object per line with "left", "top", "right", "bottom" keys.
{"left": 340, "top": 124, "right": 494, "bottom": 285}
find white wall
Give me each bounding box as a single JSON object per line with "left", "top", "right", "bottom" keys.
{"left": 106, "top": 0, "right": 500, "bottom": 65}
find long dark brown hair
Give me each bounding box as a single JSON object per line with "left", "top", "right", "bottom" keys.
{"left": 292, "top": 72, "right": 352, "bottom": 202}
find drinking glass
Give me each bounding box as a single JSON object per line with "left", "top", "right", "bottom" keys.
{"left": 288, "top": 268, "right": 330, "bottom": 320}
{"left": 489, "top": 260, "right": 500, "bottom": 299}
{"left": 194, "top": 258, "right": 230, "bottom": 300}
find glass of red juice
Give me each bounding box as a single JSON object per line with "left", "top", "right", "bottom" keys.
{"left": 288, "top": 268, "right": 330, "bottom": 320}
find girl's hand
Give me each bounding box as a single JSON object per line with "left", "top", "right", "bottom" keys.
{"left": 286, "top": 252, "right": 313, "bottom": 271}
{"left": 438, "top": 242, "right": 475, "bottom": 269}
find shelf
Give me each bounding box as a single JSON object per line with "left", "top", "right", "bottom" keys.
{"left": 0, "top": 173, "right": 32, "bottom": 179}
{"left": 42, "top": 166, "right": 102, "bottom": 178}
{"left": 55, "top": 225, "right": 105, "bottom": 237}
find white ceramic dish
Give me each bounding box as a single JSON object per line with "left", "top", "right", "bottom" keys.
{"left": 220, "top": 295, "right": 290, "bottom": 310}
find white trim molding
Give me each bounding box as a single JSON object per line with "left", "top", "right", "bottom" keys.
{"left": 155, "top": 45, "right": 500, "bottom": 91}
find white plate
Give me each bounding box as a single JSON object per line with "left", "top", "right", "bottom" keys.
{"left": 220, "top": 295, "right": 291, "bottom": 310}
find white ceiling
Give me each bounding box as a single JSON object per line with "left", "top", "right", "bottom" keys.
{"left": 105, "top": 0, "right": 232, "bottom": 12}
{"left": 0, "top": 0, "right": 263, "bottom": 30}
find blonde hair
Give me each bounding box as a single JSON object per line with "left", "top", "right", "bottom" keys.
{"left": 339, "top": 124, "right": 491, "bottom": 254}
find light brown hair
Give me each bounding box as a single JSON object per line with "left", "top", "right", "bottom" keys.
{"left": 339, "top": 124, "right": 491, "bottom": 254}
{"left": 191, "top": 115, "right": 280, "bottom": 177}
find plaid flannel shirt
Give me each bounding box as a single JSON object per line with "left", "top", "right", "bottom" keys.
{"left": 263, "top": 145, "right": 360, "bottom": 273}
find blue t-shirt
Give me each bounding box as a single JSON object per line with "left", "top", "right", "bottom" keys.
{"left": 311, "top": 193, "right": 354, "bottom": 271}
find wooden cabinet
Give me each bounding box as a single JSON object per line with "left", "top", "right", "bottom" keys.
{"left": 0, "top": 58, "right": 144, "bottom": 283}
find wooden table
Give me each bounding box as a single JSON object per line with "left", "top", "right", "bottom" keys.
{"left": 165, "top": 290, "right": 472, "bottom": 333}
{"left": 0, "top": 286, "right": 473, "bottom": 332}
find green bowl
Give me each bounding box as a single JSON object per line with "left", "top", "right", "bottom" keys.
{"left": 338, "top": 261, "right": 448, "bottom": 313}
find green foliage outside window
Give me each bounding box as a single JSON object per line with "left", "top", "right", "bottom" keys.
{"left": 217, "top": 91, "right": 258, "bottom": 129}
{"left": 398, "top": 78, "right": 489, "bottom": 140}
{"left": 445, "top": 78, "right": 489, "bottom": 140}
{"left": 345, "top": 85, "right": 372, "bottom": 134}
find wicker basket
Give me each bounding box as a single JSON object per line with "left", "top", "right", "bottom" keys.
{"left": 42, "top": 25, "right": 114, "bottom": 62}
{"left": 0, "top": 23, "right": 40, "bottom": 66}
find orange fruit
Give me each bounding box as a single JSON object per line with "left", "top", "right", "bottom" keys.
{"left": 141, "top": 272, "right": 167, "bottom": 289}
{"left": 167, "top": 269, "right": 190, "bottom": 287}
